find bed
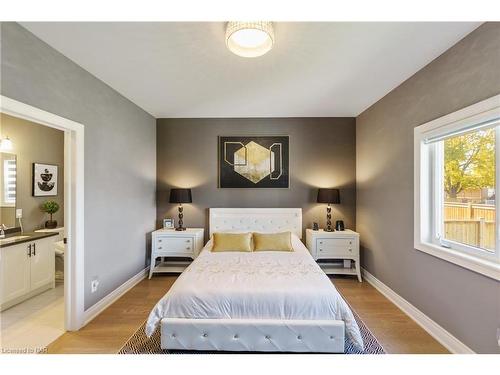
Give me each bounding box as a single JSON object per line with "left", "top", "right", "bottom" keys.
{"left": 146, "top": 208, "right": 364, "bottom": 353}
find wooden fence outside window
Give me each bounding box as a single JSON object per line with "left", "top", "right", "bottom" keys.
{"left": 444, "top": 202, "right": 495, "bottom": 250}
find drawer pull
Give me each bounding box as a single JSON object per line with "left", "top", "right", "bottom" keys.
{"left": 158, "top": 239, "right": 162, "bottom": 242}
{"left": 319, "top": 241, "right": 323, "bottom": 244}
{"left": 319, "top": 249, "right": 323, "bottom": 252}
{"left": 158, "top": 246, "right": 162, "bottom": 250}
{"left": 186, "top": 239, "right": 191, "bottom": 243}
{"left": 186, "top": 247, "right": 191, "bottom": 250}
{"left": 349, "top": 248, "right": 352, "bottom": 252}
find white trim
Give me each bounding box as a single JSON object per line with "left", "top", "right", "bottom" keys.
{"left": 414, "top": 94, "right": 500, "bottom": 280}
{"left": 416, "top": 94, "right": 500, "bottom": 137}
{"left": 415, "top": 242, "right": 500, "bottom": 280}
{"left": 83, "top": 267, "right": 149, "bottom": 326}
{"left": 0, "top": 95, "right": 85, "bottom": 330}
{"left": 361, "top": 268, "right": 475, "bottom": 354}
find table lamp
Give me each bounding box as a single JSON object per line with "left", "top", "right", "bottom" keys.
{"left": 317, "top": 188, "right": 340, "bottom": 232}
{"left": 169, "top": 188, "right": 192, "bottom": 231}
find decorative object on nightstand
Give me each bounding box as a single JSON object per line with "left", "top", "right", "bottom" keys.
{"left": 306, "top": 228, "right": 361, "bottom": 282}
{"left": 313, "top": 222, "right": 319, "bottom": 231}
{"left": 335, "top": 220, "right": 345, "bottom": 231}
{"left": 149, "top": 227, "right": 204, "bottom": 278}
{"left": 163, "top": 218, "right": 174, "bottom": 229}
{"left": 169, "top": 188, "right": 192, "bottom": 231}
{"left": 317, "top": 188, "right": 340, "bottom": 232}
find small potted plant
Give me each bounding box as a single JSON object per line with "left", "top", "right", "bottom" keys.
{"left": 41, "top": 200, "right": 60, "bottom": 229}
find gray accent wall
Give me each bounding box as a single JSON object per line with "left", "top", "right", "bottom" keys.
{"left": 1, "top": 22, "right": 157, "bottom": 309}
{"left": 356, "top": 22, "right": 500, "bottom": 353}
{"left": 157, "top": 118, "right": 356, "bottom": 237}
{"left": 1, "top": 113, "right": 64, "bottom": 232}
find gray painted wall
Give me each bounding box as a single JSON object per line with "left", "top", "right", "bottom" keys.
{"left": 1, "top": 113, "right": 64, "bottom": 232}
{"left": 356, "top": 22, "right": 500, "bottom": 353}
{"left": 1, "top": 22, "right": 157, "bottom": 309}
{"left": 157, "top": 118, "right": 356, "bottom": 237}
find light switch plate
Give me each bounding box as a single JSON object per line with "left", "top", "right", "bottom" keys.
{"left": 16, "top": 209, "right": 22, "bottom": 218}
{"left": 91, "top": 279, "right": 99, "bottom": 293}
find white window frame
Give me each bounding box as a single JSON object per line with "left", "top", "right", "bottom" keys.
{"left": 414, "top": 94, "right": 500, "bottom": 281}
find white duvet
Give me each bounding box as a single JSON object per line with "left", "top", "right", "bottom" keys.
{"left": 146, "top": 235, "right": 364, "bottom": 350}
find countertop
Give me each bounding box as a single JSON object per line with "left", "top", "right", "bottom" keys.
{"left": 0, "top": 231, "right": 59, "bottom": 248}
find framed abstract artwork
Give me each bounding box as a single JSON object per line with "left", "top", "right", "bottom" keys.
{"left": 218, "top": 136, "right": 289, "bottom": 188}
{"left": 32, "top": 163, "right": 58, "bottom": 197}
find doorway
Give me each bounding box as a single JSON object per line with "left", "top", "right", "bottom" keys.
{"left": 0, "top": 96, "right": 84, "bottom": 352}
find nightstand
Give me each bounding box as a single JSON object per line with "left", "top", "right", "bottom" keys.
{"left": 306, "top": 229, "right": 361, "bottom": 282}
{"left": 149, "top": 228, "right": 204, "bottom": 278}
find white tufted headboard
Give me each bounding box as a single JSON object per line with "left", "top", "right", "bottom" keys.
{"left": 209, "top": 208, "right": 302, "bottom": 239}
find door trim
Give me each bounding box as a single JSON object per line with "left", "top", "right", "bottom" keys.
{"left": 1, "top": 95, "right": 85, "bottom": 330}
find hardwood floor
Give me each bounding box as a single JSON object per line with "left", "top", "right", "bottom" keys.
{"left": 47, "top": 276, "right": 177, "bottom": 354}
{"left": 47, "top": 275, "right": 448, "bottom": 354}
{"left": 333, "top": 277, "right": 448, "bottom": 354}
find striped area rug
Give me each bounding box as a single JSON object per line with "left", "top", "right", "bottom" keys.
{"left": 118, "top": 308, "right": 386, "bottom": 354}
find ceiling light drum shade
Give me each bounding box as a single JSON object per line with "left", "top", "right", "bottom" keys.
{"left": 317, "top": 188, "right": 340, "bottom": 204}
{"left": 169, "top": 188, "right": 192, "bottom": 204}
{"left": 226, "top": 21, "right": 274, "bottom": 58}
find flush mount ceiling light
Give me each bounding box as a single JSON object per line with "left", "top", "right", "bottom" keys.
{"left": 225, "top": 22, "right": 274, "bottom": 58}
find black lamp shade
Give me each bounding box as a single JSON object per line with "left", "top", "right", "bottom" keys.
{"left": 317, "top": 188, "right": 340, "bottom": 204}
{"left": 169, "top": 188, "right": 192, "bottom": 204}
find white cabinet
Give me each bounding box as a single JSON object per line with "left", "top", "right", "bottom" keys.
{"left": 149, "top": 228, "right": 204, "bottom": 278}
{"left": 306, "top": 229, "right": 362, "bottom": 282}
{"left": 0, "top": 242, "right": 31, "bottom": 304}
{"left": 0, "top": 236, "right": 55, "bottom": 311}
{"left": 30, "top": 238, "right": 55, "bottom": 290}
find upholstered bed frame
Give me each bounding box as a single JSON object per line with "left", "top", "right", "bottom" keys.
{"left": 160, "top": 208, "right": 346, "bottom": 353}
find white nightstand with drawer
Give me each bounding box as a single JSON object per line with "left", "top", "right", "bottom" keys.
{"left": 306, "top": 229, "right": 361, "bottom": 282}
{"left": 149, "top": 228, "right": 204, "bottom": 278}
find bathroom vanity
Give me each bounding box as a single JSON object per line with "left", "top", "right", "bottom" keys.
{"left": 0, "top": 231, "right": 58, "bottom": 311}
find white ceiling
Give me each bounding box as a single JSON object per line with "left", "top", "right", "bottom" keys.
{"left": 21, "top": 22, "right": 480, "bottom": 118}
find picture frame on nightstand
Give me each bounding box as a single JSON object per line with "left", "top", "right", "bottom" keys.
{"left": 163, "top": 218, "right": 174, "bottom": 229}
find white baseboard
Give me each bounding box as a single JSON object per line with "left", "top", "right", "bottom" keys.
{"left": 361, "top": 268, "right": 475, "bottom": 354}
{"left": 83, "top": 267, "right": 149, "bottom": 326}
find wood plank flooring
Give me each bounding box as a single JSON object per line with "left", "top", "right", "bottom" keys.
{"left": 333, "top": 277, "right": 448, "bottom": 354}
{"left": 46, "top": 275, "right": 448, "bottom": 354}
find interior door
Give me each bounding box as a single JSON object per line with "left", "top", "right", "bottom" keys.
{"left": 1, "top": 242, "right": 31, "bottom": 305}
{"left": 30, "top": 237, "right": 55, "bottom": 290}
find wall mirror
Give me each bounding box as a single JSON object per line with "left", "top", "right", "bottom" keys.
{"left": 0, "top": 152, "right": 17, "bottom": 228}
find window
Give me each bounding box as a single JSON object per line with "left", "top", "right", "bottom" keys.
{"left": 415, "top": 94, "right": 500, "bottom": 280}
{"left": 2, "top": 159, "right": 16, "bottom": 206}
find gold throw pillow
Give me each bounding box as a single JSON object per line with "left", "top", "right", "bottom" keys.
{"left": 211, "top": 232, "right": 253, "bottom": 252}
{"left": 253, "top": 232, "right": 293, "bottom": 252}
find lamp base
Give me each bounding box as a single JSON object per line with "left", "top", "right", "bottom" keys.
{"left": 325, "top": 205, "right": 334, "bottom": 232}
{"left": 176, "top": 204, "right": 186, "bottom": 231}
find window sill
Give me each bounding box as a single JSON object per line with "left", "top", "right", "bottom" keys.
{"left": 415, "top": 241, "right": 500, "bottom": 281}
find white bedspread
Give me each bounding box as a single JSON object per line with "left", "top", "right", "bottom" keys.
{"left": 146, "top": 235, "right": 364, "bottom": 350}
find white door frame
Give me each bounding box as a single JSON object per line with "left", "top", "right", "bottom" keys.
{"left": 0, "top": 95, "right": 85, "bottom": 330}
